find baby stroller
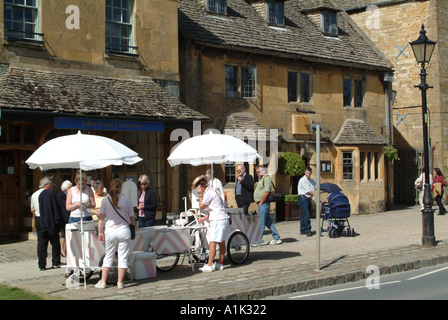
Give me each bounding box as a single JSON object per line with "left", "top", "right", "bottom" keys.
{"left": 320, "top": 183, "right": 354, "bottom": 238}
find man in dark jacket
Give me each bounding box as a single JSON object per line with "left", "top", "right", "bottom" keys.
{"left": 235, "top": 164, "right": 254, "bottom": 214}
{"left": 38, "top": 176, "right": 62, "bottom": 270}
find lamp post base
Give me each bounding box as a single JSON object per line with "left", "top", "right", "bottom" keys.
{"left": 422, "top": 207, "right": 436, "bottom": 247}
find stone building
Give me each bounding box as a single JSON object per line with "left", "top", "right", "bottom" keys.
{"left": 338, "top": 0, "right": 447, "bottom": 204}
{"left": 178, "top": 0, "right": 394, "bottom": 215}
{"left": 0, "top": 0, "right": 208, "bottom": 239}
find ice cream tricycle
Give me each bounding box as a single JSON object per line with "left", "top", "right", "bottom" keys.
{"left": 65, "top": 208, "right": 262, "bottom": 285}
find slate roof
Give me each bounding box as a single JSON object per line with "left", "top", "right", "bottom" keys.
{"left": 333, "top": 118, "right": 385, "bottom": 145}
{"left": 0, "top": 66, "right": 209, "bottom": 121}
{"left": 219, "top": 111, "right": 273, "bottom": 141}
{"left": 178, "top": 0, "right": 393, "bottom": 70}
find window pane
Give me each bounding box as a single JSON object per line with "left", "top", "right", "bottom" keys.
{"left": 343, "top": 79, "right": 351, "bottom": 107}
{"left": 241, "top": 66, "right": 256, "bottom": 98}
{"left": 342, "top": 152, "right": 353, "bottom": 180}
{"left": 225, "top": 65, "right": 237, "bottom": 98}
{"left": 354, "top": 80, "right": 363, "bottom": 108}
{"left": 300, "top": 73, "right": 310, "bottom": 103}
{"left": 288, "top": 72, "right": 297, "bottom": 103}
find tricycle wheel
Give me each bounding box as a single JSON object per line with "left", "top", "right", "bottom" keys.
{"left": 330, "top": 229, "right": 339, "bottom": 238}
{"left": 156, "top": 253, "right": 180, "bottom": 272}
{"left": 227, "top": 231, "right": 250, "bottom": 265}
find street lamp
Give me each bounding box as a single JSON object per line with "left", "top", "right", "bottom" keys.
{"left": 310, "top": 123, "right": 322, "bottom": 270}
{"left": 409, "top": 24, "right": 437, "bottom": 246}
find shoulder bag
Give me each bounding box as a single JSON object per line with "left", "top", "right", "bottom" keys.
{"left": 107, "top": 197, "right": 135, "bottom": 240}
{"left": 267, "top": 179, "right": 281, "bottom": 203}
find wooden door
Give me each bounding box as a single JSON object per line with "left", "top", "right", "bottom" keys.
{"left": 0, "top": 152, "right": 19, "bottom": 239}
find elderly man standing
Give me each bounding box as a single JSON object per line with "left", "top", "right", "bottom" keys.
{"left": 297, "top": 167, "right": 317, "bottom": 237}
{"left": 37, "top": 176, "right": 62, "bottom": 270}
{"left": 235, "top": 164, "right": 254, "bottom": 215}
{"left": 253, "top": 165, "right": 281, "bottom": 246}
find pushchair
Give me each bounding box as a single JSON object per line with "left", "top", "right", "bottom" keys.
{"left": 320, "top": 183, "right": 354, "bottom": 238}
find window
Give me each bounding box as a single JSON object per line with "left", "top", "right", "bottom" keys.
{"left": 267, "top": 1, "right": 284, "bottom": 25}
{"left": 342, "top": 152, "right": 353, "bottom": 180}
{"left": 225, "top": 162, "right": 236, "bottom": 183}
{"left": 154, "top": 80, "right": 180, "bottom": 101}
{"left": 322, "top": 11, "right": 338, "bottom": 36}
{"left": 288, "top": 72, "right": 311, "bottom": 103}
{"left": 4, "top": 0, "right": 39, "bottom": 41}
{"left": 300, "top": 73, "right": 311, "bottom": 103}
{"left": 106, "top": 0, "right": 133, "bottom": 54}
{"left": 113, "top": 131, "right": 165, "bottom": 203}
{"left": 225, "top": 65, "right": 238, "bottom": 98}
{"left": 367, "top": 152, "right": 371, "bottom": 180}
{"left": 343, "top": 78, "right": 351, "bottom": 107}
{"left": 287, "top": 72, "right": 297, "bottom": 103}
{"left": 360, "top": 152, "right": 365, "bottom": 180}
{"left": 374, "top": 152, "right": 379, "bottom": 180}
{"left": 241, "top": 66, "right": 256, "bottom": 99}
{"left": 354, "top": 79, "right": 363, "bottom": 108}
{"left": 207, "top": 0, "right": 226, "bottom": 14}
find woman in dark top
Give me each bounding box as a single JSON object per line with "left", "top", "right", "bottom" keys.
{"left": 57, "top": 180, "right": 72, "bottom": 257}
{"left": 137, "top": 175, "right": 157, "bottom": 227}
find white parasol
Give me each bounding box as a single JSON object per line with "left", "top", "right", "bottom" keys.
{"left": 167, "top": 131, "right": 261, "bottom": 167}
{"left": 26, "top": 131, "right": 142, "bottom": 288}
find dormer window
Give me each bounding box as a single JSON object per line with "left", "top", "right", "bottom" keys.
{"left": 322, "top": 11, "right": 338, "bottom": 36}
{"left": 206, "top": 0, "right": 226, "bottom": 15}
{"left": 267, "top": 1, "right": 284, "bottom": 25}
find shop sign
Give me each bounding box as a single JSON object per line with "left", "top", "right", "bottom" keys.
{"left": 54, "top": 117, "right": 164, "bottom": 132}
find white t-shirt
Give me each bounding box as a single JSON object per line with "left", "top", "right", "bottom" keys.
{"left": 298, "top": 176, "right": 316, "bottom": 199}
{"left": 70, "top": 186, "right": 92, "bottom": 218}
{"left": 100, "top": 194, "right": 134, "bottom": 234}
{"left": 202, "top": 187, "right": 229, "bottom": 221}
{"left": 31, "top": 188, "right": 44, "bottom": 217}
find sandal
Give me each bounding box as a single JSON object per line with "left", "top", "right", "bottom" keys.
{"left": 61, "top": 253, "right": 66, "bottom": 257}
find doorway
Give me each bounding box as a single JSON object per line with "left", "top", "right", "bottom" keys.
{"left": 0, "top": 151, "right": 20, "bottom": 239}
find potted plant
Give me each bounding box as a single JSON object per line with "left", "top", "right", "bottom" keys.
{"left": 277, "top": 153, "right": 306, "bottom": 221}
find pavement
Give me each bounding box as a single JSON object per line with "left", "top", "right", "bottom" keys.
{"left": 1, "top": 204, "right": 448, "bottom": 300}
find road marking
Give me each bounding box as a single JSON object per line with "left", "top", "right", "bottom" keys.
{"left": 407, "top": 266, "right": 448, "bottom": 281}
{"left": 289, "top": 281, "right": 401, "bottom": 299}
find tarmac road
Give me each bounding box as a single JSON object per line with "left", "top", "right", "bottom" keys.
{"left": 1, "top": 204, "right": 448, "bottom": 300}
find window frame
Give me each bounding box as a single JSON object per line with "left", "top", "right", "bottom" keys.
{"left": 105, "top": 0, "right": 135, "bottom": 55}
{"left": 225, "top": 65, "right": 238, "bottom": 99}
{"left": 322, "top": 11, "right": 338, "bottom": 36}
{"left": 4, "top": 0, "right": 40, "bottom": 42}
{"left": 342, "top": 151, "right": 353, "bottom": 180}
{"left": 267, "top": 0, "right": 284, "bottom": 26}
{"left": 206, "top": 0, "right": 227, "bottom": 15}
{"left": 288, "top": 71, "right": 312, "bottom": 104}
{"left": 241, "top": 66, "right": 257, "bottom": 99}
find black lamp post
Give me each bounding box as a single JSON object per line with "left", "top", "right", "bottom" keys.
{"left": 409, "top": 24, "right": 437, "bottom": 246}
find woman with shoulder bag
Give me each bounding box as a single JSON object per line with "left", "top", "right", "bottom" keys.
{"left": 96, "top": 179, "right": 134, "bottom": 289}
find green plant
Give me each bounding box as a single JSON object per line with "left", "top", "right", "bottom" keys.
{"left": 278, "top": 152, "right": 306, "bottom": 194}
{"left": 278, "top": 152, "right": 306, "bottom": 177}
{"left": 284, "top": 194, "right": 299, "bottom": 203}
{"left": 384, "top": 145, "right": 398, "bottom": 162}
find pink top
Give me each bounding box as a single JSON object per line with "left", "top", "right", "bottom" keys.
{"left": 202, "top": 186, "right": 229, "bottom": 221}
{"left": 138, "top": 191, "right": 145, "bottom": 217}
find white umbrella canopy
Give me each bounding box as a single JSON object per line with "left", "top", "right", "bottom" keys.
{"left": 167, "top": 132, "right": 261, "bottom": 167}
{"left": 26, "top": 131, "right": 142, "bottom": 171}
{"left": 26, "top": 130, "right": 142, "bottom": 288}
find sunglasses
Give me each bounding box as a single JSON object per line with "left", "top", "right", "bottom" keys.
{"left": 141, "top": 182, "right": 148, "bottom": 185}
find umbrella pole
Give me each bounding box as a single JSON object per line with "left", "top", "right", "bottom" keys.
{"left": 80, "top": 167, "right": 87, "bottom": 289}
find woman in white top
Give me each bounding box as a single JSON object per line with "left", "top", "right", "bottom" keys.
{"left": 96, "top": 178, "right": 134, "bottom": 289}
{"left": 194, "top": 175, "right": 229, "bottom": 272}
{"left": 66, "top": 170, "right": 95, "bottom": 224}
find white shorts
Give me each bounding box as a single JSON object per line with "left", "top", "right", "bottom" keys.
{"left": 209, "top": 219, "right": 229, "bottom": 242}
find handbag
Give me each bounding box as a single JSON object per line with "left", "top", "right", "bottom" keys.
{"left": 107, "top": 197, "right": 135, "bottom": 240}
{"left": 267, "top": 181, "right": 281, "bottom": 203}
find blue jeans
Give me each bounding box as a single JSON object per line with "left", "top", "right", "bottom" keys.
{"left": 297, "top": 196, "right": 312, "bottom": 233}
{"left": 258, "top": 202, "right": 280, "bottom": 241}
{"left": 68, "top": 216, "right": 93, "bottom": 224}
{"left": 138, "top": 217, "right": 155, "bottom": 228}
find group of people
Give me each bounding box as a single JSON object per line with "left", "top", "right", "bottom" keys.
{"left": 30, "top": 172, "right": 157, "bottom": 289}
{"left": 415, "top": 167, "right": 447, "bottom": 215}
